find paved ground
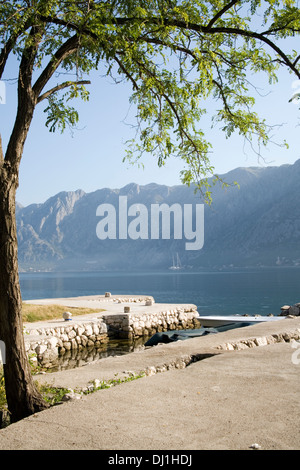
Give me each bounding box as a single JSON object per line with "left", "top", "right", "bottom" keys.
{"left": 0, "top": 316, "right": 299, "bottom": 450}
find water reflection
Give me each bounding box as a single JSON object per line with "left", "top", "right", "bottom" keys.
{"left": 40, "top": 336, "right": 149, "bottom": 373}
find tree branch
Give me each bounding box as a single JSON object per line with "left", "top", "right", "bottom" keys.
{"left": 0, "top": 19, "right": 32, "bottom": 80}
{"left": 163, "top": 21, "right": 300, "bottom": 79}
{"left": 18, "top": 26, "right": 44, "bottom": 95}
{"left": 4, "top": 26, "right": 44, "bottom": 172}
{"left": 0, "top": 38, "right": 15, "bottom": 80}
{"left": 32, "top": 34, "right": 80, "bottom": 100}
{"left": 38, "top": 14, "right": 98, "bottom": 40}
{"left": 138, "top": 35, "right": 246, "bottom": 71}
{"left": 113, "top": 55, "right": 139, "bottom": 91}
{"left": 293, "top": 55, "right": 300, "bottom": 66}
{"left": 37, "top": 80, "right": 91, "bottom": 103}
{"left": 38, "top": 13, "right": 300, "bottom": 80}
{"left": 206, "top": 0, "right": 240, "bottom": 29}
{"left": 212, "top": 78, "right": 235, "bottom": 117}
{"left": 134, "top": 58, "right": 200, "bottom": 157}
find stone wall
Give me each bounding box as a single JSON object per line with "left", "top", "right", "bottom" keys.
{"left": 25, "top": 319, "right": 109, "bottom": 368}
{"left": 24, "top": 305, "right": 200, "bottom": 367}
{"left": 102, "top": 306, "right": 201, "bottom": 339}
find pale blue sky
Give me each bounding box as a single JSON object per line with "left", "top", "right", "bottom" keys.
{"left": 0, "top": 51, "right": 299, "bottom": 207}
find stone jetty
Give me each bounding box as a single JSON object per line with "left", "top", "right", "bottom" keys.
{"left": 23, "top": 295, "right": 300, "bottom": 368}
{"left": 23, "top": 294, "right": 200, "bottom": 367}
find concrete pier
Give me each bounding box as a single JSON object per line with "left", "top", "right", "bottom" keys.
{"left": 23, "top": 295, "right": 200, "bottom": 366}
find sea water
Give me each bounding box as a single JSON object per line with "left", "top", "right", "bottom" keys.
{"left": 20, "top": 267, "right": 300, "bottom": 316}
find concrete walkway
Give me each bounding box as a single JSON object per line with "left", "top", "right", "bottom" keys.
{"left": 0, "top": 316, "right": 299, "bottom": 450}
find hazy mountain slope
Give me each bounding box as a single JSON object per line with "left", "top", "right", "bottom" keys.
{"left": 16, "top": 160, "right": 300, "bottom": 271}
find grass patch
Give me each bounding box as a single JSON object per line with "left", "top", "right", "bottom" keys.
{"left": 37, "top": 383, "right": 71, "bottom": 406}
{"left": 22, "top": 303, "right": 105, "bottom": 323}
{"left": 83, "top": 372, "right": 146, "bottom": 393}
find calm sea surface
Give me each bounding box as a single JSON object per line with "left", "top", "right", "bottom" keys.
{"left": 20, "top": 267, "right": 300, "bottom": 317}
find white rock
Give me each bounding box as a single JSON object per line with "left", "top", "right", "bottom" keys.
{"left": 266, "top": 335, "right": 276, "bottom": 345}
{"left": 60, "top": 333, "right": 69, "bottom": 342}
{"left": 93, "top": 324, "right": 100, "bottom": 335}
{"left": 63, "top": 311, "right": 72, "bottom": 321}
{"left": 145, "top": 366, "right": 156, "bottom": 376}
{"left": 28, "top": 329, "right": 39, "bottom": 336}
{"left": 235, "top": 342, "right": 249, "bottom": 350}
{"left": 47, "top": 337, "right": 58, "bottom": 349}
{"left": 84, "top": 325, "right": 93, "bottom": 336}
{"left": 93, "top": 379, "right": 101, "bottom": 388}
{"left": 62, "top": 390, "right": 82, "bottom": 402}
{"left": 250, "top": 443, "right": 261, "bottom": 450}
{"left": 255, "top": 336, "right": 268, "bottom": 347}
{"left": 100, "top": 323, "right": 108, "bottom": 334}
{"left": 75, "top": 335, "right": 82, "bottom": 344}
{"left": 76, "top": 326, "right": 85, "bottom": 336}
{"left": 35, "top": 344, "right": 47, "bottom": 356}
{"left": 68, "top": 329, "right": 76, "bottom": 340}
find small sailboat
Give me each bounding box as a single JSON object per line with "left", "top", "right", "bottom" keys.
{"left": 169, "top": 253, "right": 182, "bottom": 270}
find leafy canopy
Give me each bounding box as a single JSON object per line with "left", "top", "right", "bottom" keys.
{"left": 1, "top": 0, "right": 299, "bottom": 201}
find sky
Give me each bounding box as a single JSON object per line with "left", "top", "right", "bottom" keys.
{"left": 0, "top": 40, "right": 299, "bottom": 207}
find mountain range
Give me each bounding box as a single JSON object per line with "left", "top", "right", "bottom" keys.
{"left": 16, "top": 159, "right": 300, "bottom": 271}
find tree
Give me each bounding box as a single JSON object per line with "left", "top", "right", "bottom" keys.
{"left": 0, "top": 0, "right": 299, "bottom": 422}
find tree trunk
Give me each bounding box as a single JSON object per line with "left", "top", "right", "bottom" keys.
{"left": 0, "top": 26, "right": 81, "bottom": 423}
{"left": 0, "top": 169, "right": 49, "bottom": 423}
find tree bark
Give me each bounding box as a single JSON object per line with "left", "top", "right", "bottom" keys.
{"left": 0, "top": 172, "right": 49, "bottom": 422}
{"left": 0, "top": 27, "right": 82, "bottom": 422}
{"left": 0, "top": 29, "right": 50, "bottom": 420}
